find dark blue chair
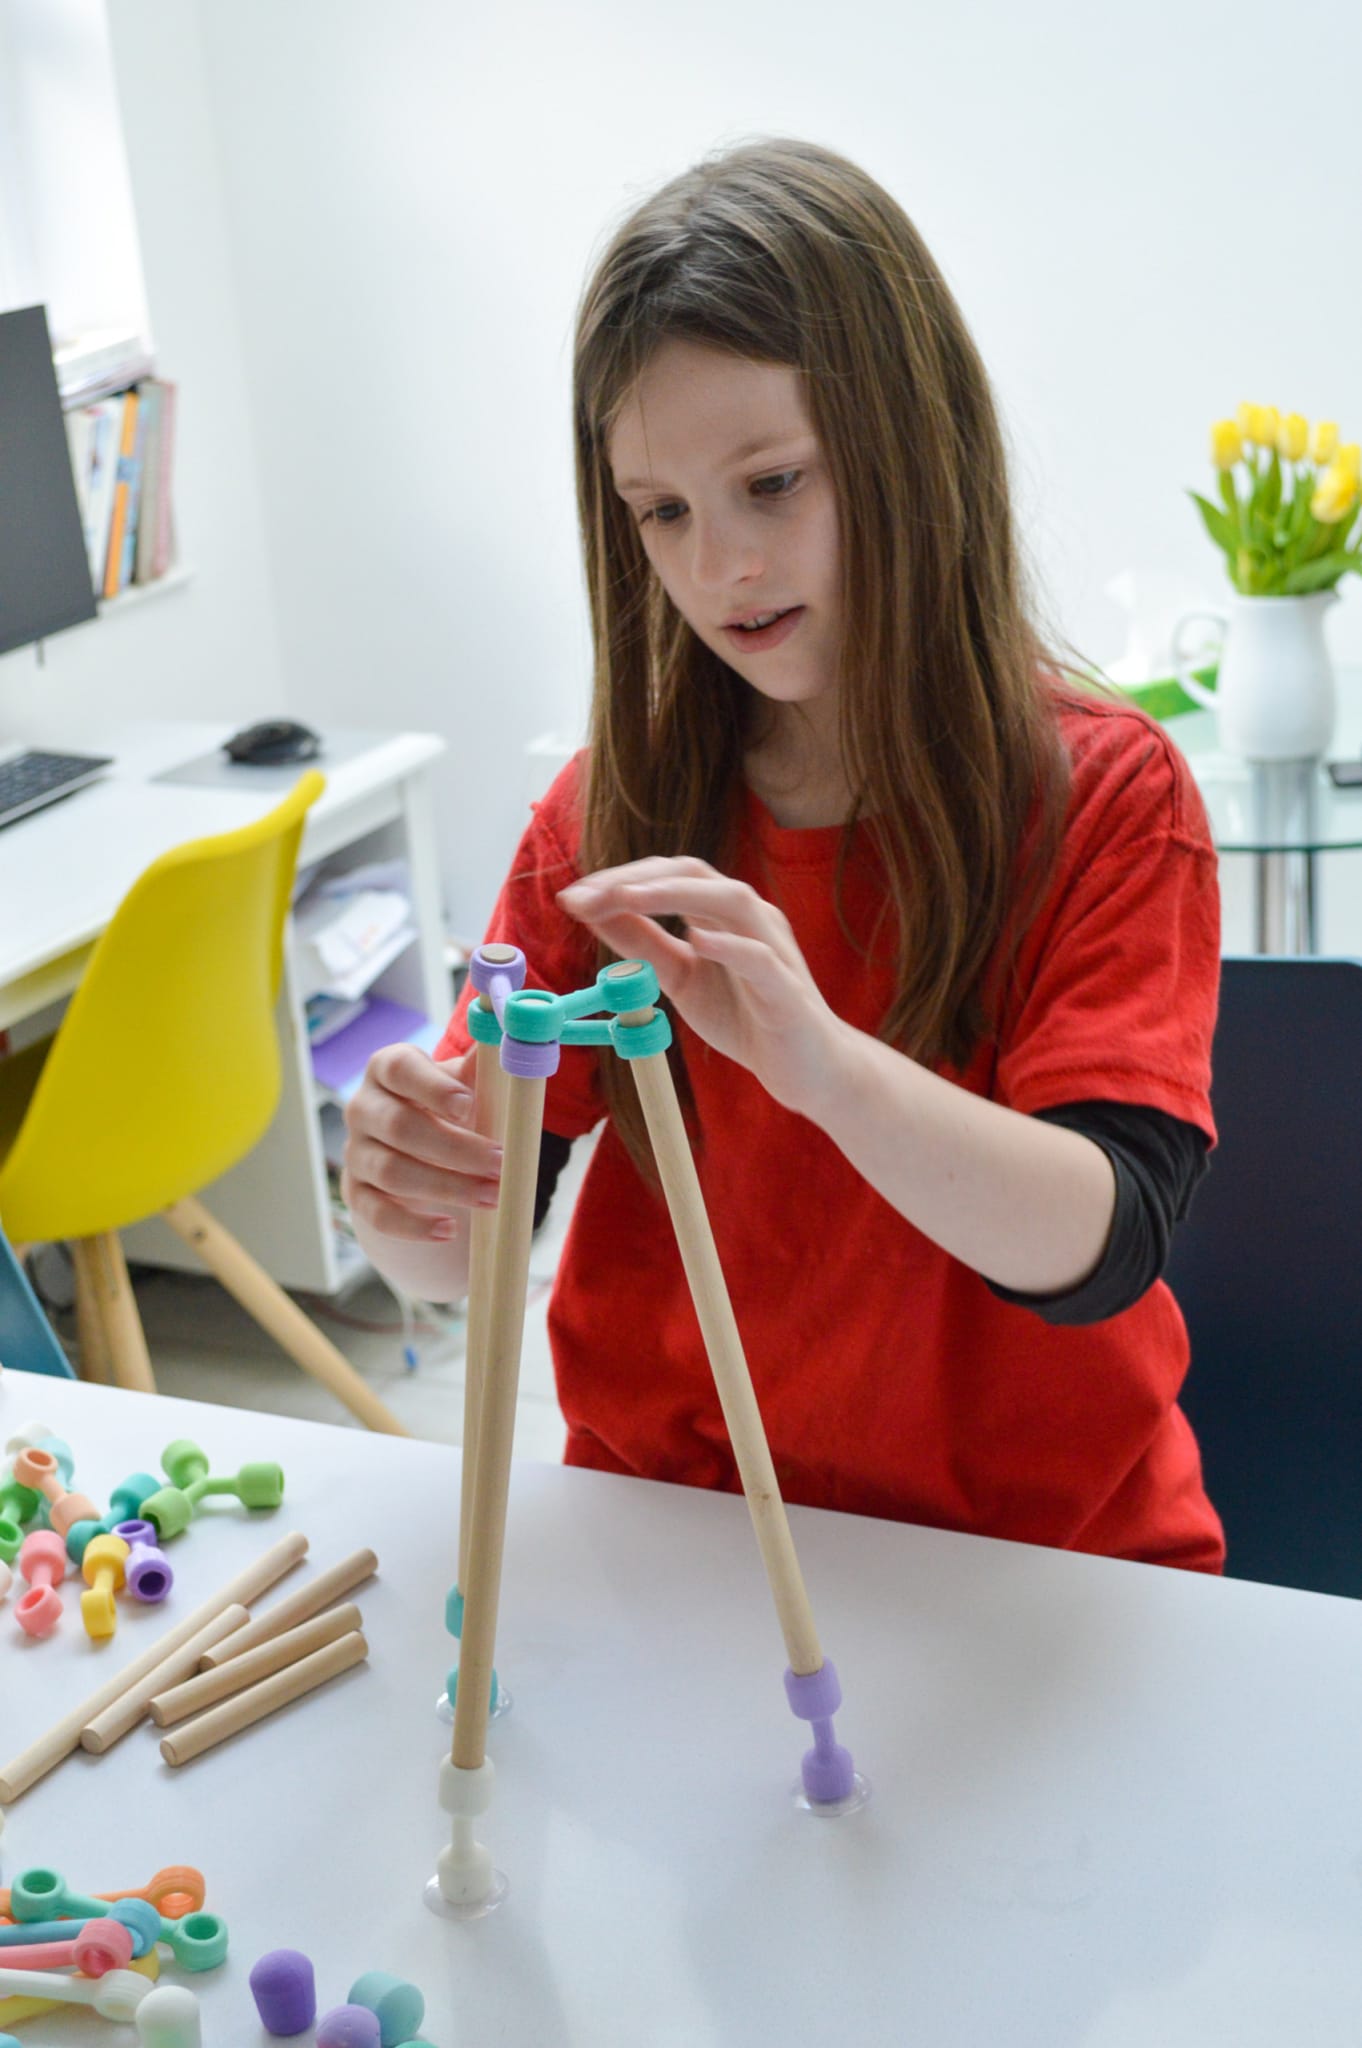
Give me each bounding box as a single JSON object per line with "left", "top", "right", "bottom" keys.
{"left": 0, "top": 1227, "right": 74, "bottom": 1377}
{"left": 1167, "top": 956, "right": 1362, "bottom": 1599}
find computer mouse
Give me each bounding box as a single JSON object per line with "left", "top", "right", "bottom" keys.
{"left": 223, "top": 719, "right": 322, "bottom": 766}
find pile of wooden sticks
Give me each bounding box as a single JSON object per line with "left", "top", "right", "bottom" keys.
{"left": 0, "top": 1534, "right": 376, "bottom": 1801}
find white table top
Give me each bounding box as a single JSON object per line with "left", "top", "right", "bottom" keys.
{"left": 0, "top": 721, "right": 444, "bottom": 999}
{"left": 2, "top": 1369, "right": 1360, "bottom": 2047}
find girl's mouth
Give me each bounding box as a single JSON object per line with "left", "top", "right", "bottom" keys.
{"left": 722, "top": 606, "right": 804, "bottom": 653}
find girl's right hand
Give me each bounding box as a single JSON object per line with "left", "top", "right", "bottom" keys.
{"left": 341, "top": 1044, "right": 503, "bottom": 1243}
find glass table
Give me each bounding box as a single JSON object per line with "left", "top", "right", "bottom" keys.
{"left": 1164, "top": 663, "right": 1362, "bottom": 954}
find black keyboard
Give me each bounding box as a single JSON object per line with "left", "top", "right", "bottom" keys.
{"left": 0, "top": 749, "right": 113, "bottom": 829}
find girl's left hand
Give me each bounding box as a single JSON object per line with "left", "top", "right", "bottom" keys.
{"left": 557, "top": 856, "right": 848, "bottom": 1118}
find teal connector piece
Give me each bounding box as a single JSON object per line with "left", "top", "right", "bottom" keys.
{"left": 445, "top": 1583, "right": 464, "bottom": 1638}
{"left": 595, "top": 961, "right": 660, "bottom": 1012}
{"left": 612, "top": 1012, "right": 672, "bottom": 1059}
{"left": 468, "top": 957, "right": 665, "bottom": 1054}
{"left": 446, "top": 1661, "right": 499, "bottom": 1714}
{"left": 502, "top": 988, "right": 565, "bottom": 1042}
{"left": 467, "top": 1003, "right": 503, "bottom": 1046}
{"left": 558, "top": 1019, "right": 615, "bottom": 1045}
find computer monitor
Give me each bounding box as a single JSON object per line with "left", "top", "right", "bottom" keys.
{"left": 0, "top": 304, "right": 98, "bottom": 657}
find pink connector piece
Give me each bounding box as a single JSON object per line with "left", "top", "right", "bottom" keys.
{"left": 11, "top": 1447, "right": 98, "bottom": 1538}
{"left": 15, "top": 1530, "right": 66, "bottom": 1638}
{"left": 0, "top": 1918, "right": 134, "bottom": 1975}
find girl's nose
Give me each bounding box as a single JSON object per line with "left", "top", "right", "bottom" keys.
{"left": 688, "top": 513, "right": 764, "bottom": 591}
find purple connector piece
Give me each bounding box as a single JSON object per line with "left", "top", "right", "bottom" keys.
{"left": 112, "top": 1519, "right": 173, "bottom": 1603}
{"left": 500, "top": 1034, "right": 561, "bottom": 1079}
{"left": 470, "top": 944, "right": 526, "bottom": 1028}
{"left": 784, "top": 1658, "right": 856, "bottom": 1804}
{"left": 316, "top": 2007, "right": 381, "bottom": 2048}
{"left": 249, "top": 1947, "right": 317, "bottom": 2036}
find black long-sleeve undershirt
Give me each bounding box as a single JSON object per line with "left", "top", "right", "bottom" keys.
{"left": 531, "top": 1099, "right": 1209, "bottom": 1327}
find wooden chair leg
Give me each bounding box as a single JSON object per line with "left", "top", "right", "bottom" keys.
{"left": 161, "top": 1194, "right": 409, "bottom": 1437}
{"left": 85, "top": 1233, "right": 157, "bottom": 1393}
{"left": 71, "top": 1239, "right": 113, "bottom": 1385}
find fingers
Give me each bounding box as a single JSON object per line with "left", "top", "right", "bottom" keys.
{"left": 366, "top": 1041, "right": 475, "bottom": 1118}
{"left": 343, "top": 1042, "right": 501, "bottom": 1240}
{"left": 684, "top": 924, "right": 793, "bottom": 1004}
{"left": 345, "top": 1133, "right": 501, "bottom": 1213}
{"left": 559, "top": 862, "right": 794, "bottom": 956}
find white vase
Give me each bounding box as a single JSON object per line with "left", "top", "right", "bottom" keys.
{"left": 1170, "top": 590, "right": 1340, "bottom": 762}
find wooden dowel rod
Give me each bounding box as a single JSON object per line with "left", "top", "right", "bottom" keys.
{"left": 623, "top": 1014, "right": 822, "bottom": 1674}
{"left": 81, "top": 1604, "right": 251, "bottom": 1755}
{"left": 198, "top": 1547, "right": 377, "bottom": 1669}
{"left": 149, "top": 1602, "right": 363, "bottom": 1726}
{"left": 159, "top": 1630, "right": 369, "bottom": 1767}
{"left": 0, "top": 1531, "right": 307, "bottom": 1800}
{"left": 460, "top": 1028, "right": 508, "bottom": 1593}
{"left": 451, "top": 1070, "right": 545, "bottom": 1772}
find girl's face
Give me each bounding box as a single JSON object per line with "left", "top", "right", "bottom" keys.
{"left": 607, "top": 340, "right": 842, "bottom": 714}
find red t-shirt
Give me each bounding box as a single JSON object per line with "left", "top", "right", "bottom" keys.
{"left": 438, "top": 692, "right": 1225, "bottom": 1572}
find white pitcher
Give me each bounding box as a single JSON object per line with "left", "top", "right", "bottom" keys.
{"left": 1171, "top": 590, "right": 1339, "bottom": 762}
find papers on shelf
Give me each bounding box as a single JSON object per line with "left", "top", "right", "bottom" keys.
{"left": 293, "top": 872, "right": 415, "bottom": 1002}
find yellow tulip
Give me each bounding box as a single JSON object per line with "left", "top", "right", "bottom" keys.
{"left": 1277, "top": 413, "right": 1308, "bottom": 462}
{"left": 1311, "top": 464, "right": 1358, "bottom": 524}
{"left": 1338, "top": 442, "right": 1360, "bottom": 482}
{"left": 1312, "top": 420, "right": 1339, "bottom": 464}
{"left": 1210, "top": 419, "right": 1243, "bottom": 469}
{"left": 1236, "top": 401, "right": 1258, "bottom": 438}
{"left": 1258, "top": 406, "right": 1281, "bottom": 448}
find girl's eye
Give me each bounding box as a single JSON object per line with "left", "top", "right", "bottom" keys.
{"left": 637, "top": 469, "right": 803, "bottom": 529}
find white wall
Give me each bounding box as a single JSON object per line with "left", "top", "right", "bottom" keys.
{"left": 11, "top": 0, "right": 1362, "bottom": 952}
{"left": 0, "top": 2, "right": 285, "bottom": 751}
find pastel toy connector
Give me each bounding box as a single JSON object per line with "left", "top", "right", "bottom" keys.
{"left": 784, "top": 1659, "right": 857, "bottom": 1805}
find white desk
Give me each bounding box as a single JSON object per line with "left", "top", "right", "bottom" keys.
{"left": 2, "top": 1371, "right": 1360, "bottom": 2047}
{"left": 0, "top": 722, "right": 448, "bottom": 1291}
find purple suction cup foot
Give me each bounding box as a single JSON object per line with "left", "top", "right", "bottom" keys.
{"left": 783, "top": 1658, "right": 871, "bottom": 1815}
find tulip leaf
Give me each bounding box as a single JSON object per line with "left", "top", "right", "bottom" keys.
{"left": 1218, "top": 471, "right": 1242, "bottom": 531}
{"left": 1282, "top": 551, "right": 1352, "bottom": 594}
{"left": 1190, "top": 492, "right": 1236, "bottom": 554}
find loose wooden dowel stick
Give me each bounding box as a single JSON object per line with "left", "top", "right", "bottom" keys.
{"left": 81, "top": 1605, "right": 250, "bottom": 1755}
{"left": 459, "top": 1021, "right": 509, "bottom": 1599}
{"left": 451, "top": 1069, "right": 546, "bottom": 1773}
{"left": 159, "top": 1630, "right": 368, "bottom": 1767}
{"left": 149, "top": 1602, "right": 363, "bottom": 1726}
{"left": 620, "top": 993, "right": 823, "bottom": 1675}
{"left": 0, "top": 1531, "right": 307, "bottom": 1800}
{"left": 197, "top": 1546, "right": 377, "bottom": 1669}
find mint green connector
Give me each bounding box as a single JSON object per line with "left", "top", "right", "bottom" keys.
{"left": 140, "top": 1440, "right": 285, "bottom": 1541}
{"left": 470, "top": 959, "right": 671, "bottom": 1057}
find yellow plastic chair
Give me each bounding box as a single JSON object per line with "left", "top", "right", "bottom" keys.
{"left": 0, "top": 771, "right": 405, "bottom": 1434}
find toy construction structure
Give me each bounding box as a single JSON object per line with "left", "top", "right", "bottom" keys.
{"left": 429, "top": 944, "right": 864, "bottom": 1916}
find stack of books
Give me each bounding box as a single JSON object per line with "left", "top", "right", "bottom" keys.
{"left": 57, "top": 332, "right": 178, "bottom": 603}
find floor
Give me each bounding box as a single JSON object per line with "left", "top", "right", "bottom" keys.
{"left": 30, "top": 1146, "right": 593, "bottom": 1463}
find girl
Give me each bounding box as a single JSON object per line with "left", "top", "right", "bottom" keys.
{"left": 343, "top": 137, "right": 1224, "bottom": 1572}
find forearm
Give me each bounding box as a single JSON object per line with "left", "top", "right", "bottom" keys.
{"left": 345, "top": 1192, "right": 473, "bottom": 1304}
{"left": 811, "top": 1022, "right": 1118, "bottom": 1293}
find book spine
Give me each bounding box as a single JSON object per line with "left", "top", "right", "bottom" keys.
{"left": 151, "top": 380, "right": 178, "bottom": 578}
{"left": 64, "top": 409, "right": 95, "bottom": 529}
{"left": 102, "top": 388, "right": 141, "bottom": 600}
{"left": 84, "top": 401, "right": 120, "bottom": 593}
{"left": 133, "top": 382, "right": 161, "bottom": 583}
{"left": 119, "top": 386, "right": 150, "bottom": 590}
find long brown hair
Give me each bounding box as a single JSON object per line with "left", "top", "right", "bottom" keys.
{"left": 572, "top": 136, "right": 1072, "bottom": 1171}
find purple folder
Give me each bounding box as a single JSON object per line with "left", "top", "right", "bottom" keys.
{"left": 310, "top": 996, "right": 429, "bottom": 1093}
